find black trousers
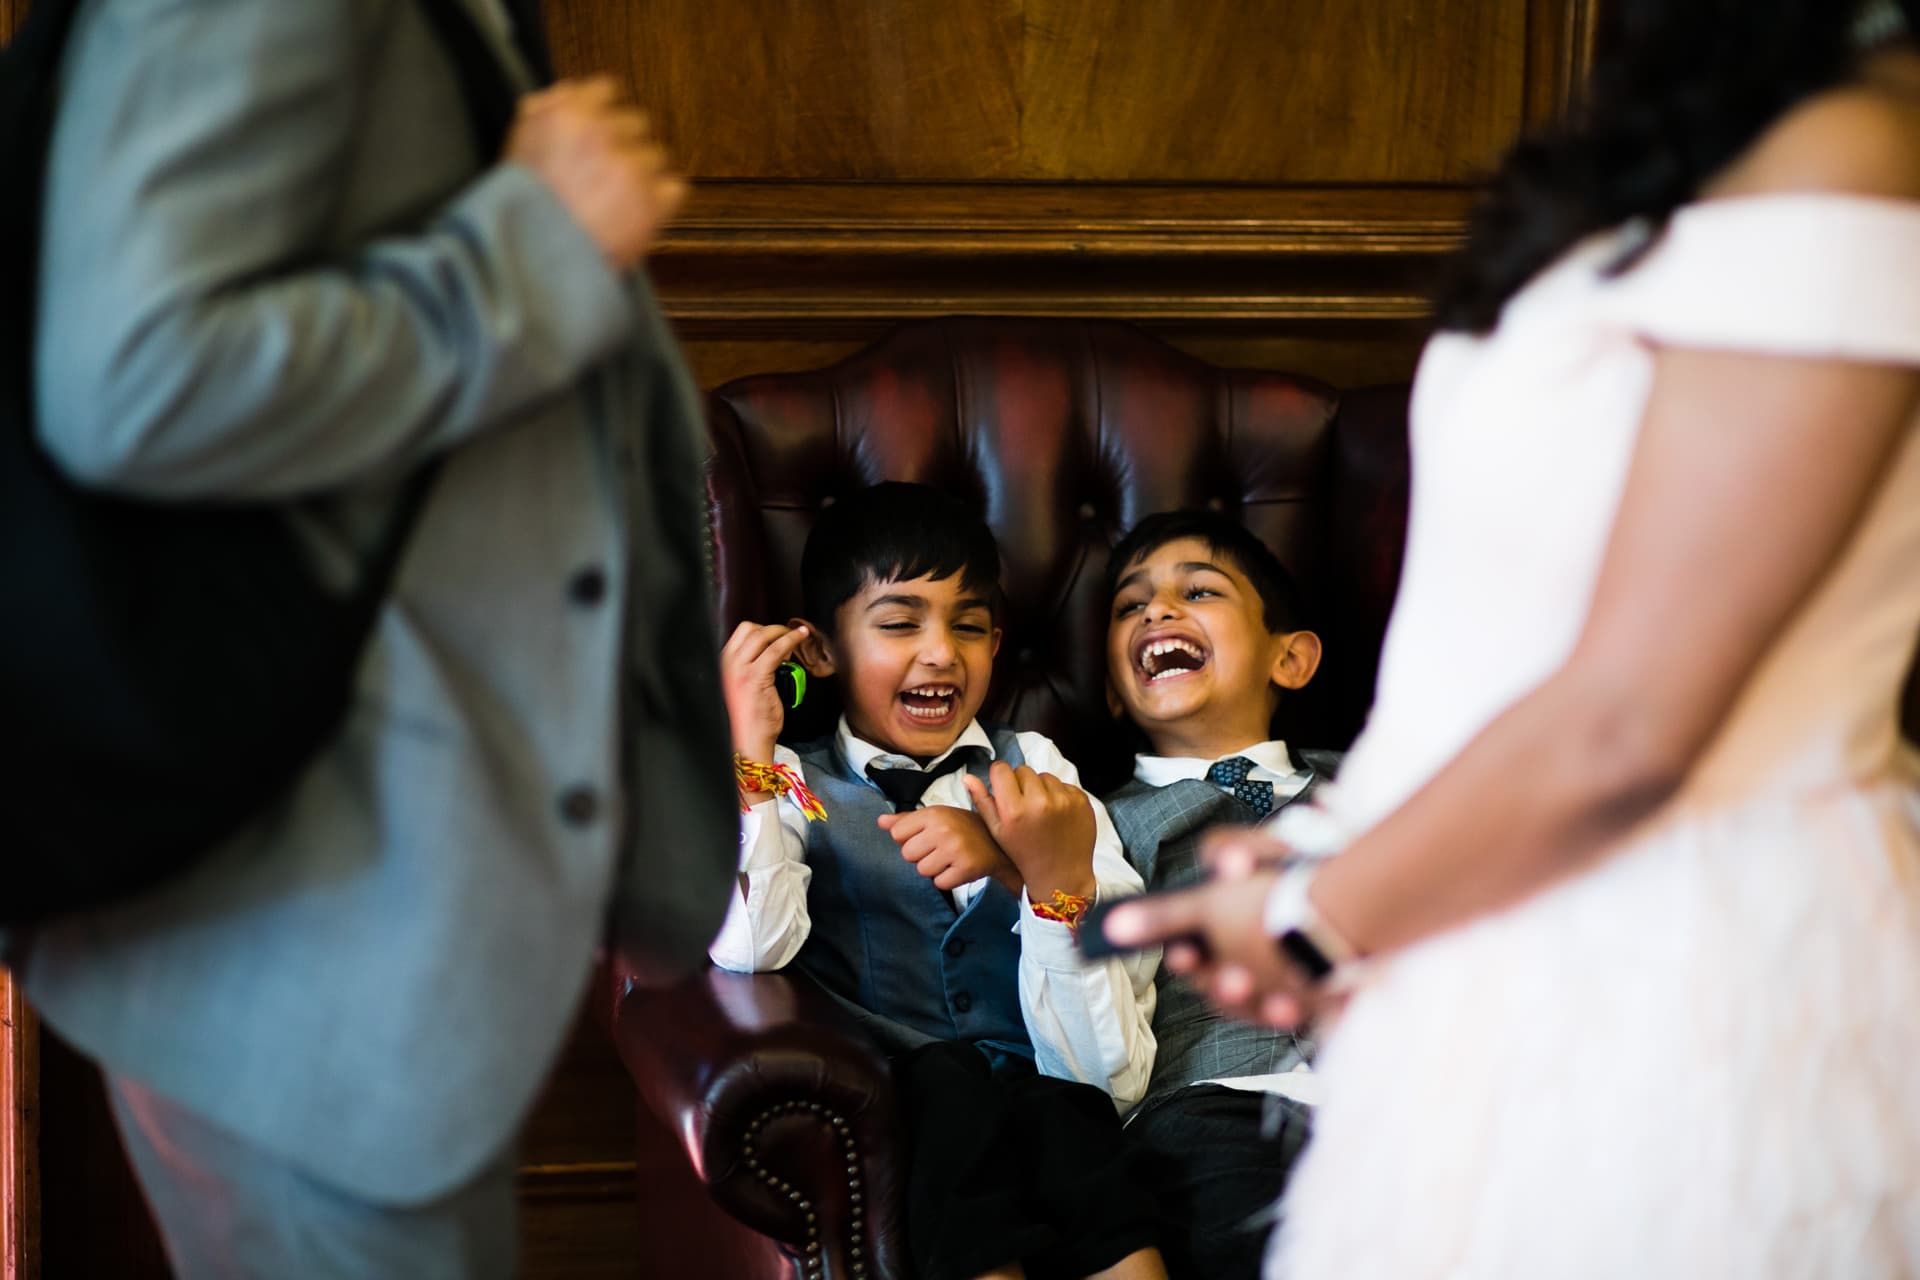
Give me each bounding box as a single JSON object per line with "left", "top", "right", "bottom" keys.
{"left": 896, "top": 1041, "right": 1160, "bottom": 1280}
{"left": 1122, "top": 1085, "right": 1313, "bottom": 1280}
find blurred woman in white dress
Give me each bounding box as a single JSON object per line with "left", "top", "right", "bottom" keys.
{"left": 1106, "top": 1, "right": 1920, "bottom": 1274}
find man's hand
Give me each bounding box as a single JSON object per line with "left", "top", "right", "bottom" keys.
{"left": 1102, "top": 837, "right": 1326, "bottom": 1030}
{"left": 962, "top": 764, "right": 1097, "bottom": 902}
{"left": 879, "top": 805, "right": 1020, "bottom": 894}
{"left": 505, "top": 77, "right": 686, "bottom": 271}
{"left": 718, "top": 621, "right": 809, "bottom": 779}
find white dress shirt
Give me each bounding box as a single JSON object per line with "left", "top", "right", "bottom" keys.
{"left": 710, "top": 718, "right": 1160, "bottom": 1112}
{"left": 1132, "top": 740, "right": 1324, "bottom": 1107}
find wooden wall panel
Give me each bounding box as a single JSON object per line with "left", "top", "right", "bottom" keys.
{"left": 1014, "top": 0, "right": 1526, "bottom": 183}
{"left": 0, "top": 0, "right": 25, "bottom": 44}
{"left": 551, "top": 0, "right": 1529, "bottom": 184}
{"left": 547, "top": 0, "right": 1597, "bottom": 391}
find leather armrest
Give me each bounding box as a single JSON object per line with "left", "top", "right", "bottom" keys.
{"left": 609, "top": 966, "right": 907, "bottom": 1279}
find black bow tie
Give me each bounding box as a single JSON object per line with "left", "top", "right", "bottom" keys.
{"left": 866, "top": 746, "right": 990, "bottom": 812}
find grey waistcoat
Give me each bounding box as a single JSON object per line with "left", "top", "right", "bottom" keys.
{"left": 1104, "top": 748, "right": 1341, "bottom": 1114}
{"left": 792, "top": 729, "right": 1032, "bottom": 1063}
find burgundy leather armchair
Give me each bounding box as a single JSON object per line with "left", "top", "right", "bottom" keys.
{"left": 607, "top": 317, "right": 1414, "bottom": 1279}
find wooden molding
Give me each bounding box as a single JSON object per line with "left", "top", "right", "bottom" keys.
{"left": 1524, "top": 0, "right": 1602, "bottom": 125}
{"left": 2, "top": 973, "right": 39, "bottom": 1280}
{"left": 654, "top": 181, "right": 1469, "bottom": 331}
{"left": 515, "top": 1161, "right": 637, "bottom": 1204}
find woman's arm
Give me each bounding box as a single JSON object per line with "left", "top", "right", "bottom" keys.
{"left": 1313, "top": 93, "right": 1920, "bottom": 960}
{"left": 1108, "top": 94, "right": 1920, "bottom": 1017}
{"left": 1311, "top": 345, "right": 1916, "bottom": 957}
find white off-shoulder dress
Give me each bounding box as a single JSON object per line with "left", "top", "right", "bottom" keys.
{"left": 1271, "top": 195, "right": 1920, "bottom": 1278}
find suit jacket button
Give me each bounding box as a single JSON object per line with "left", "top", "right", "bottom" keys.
{"left": 558, "top": 786, "right": 600, "bottom": 827}
{"left": 951, "top": 991, "right": 972, "bottom": 1013}
{"left": 569, "top": 566, "right": 608, "bottom": 606}
{"left": 944, "top": 938, "right": 967, "bottom": 958}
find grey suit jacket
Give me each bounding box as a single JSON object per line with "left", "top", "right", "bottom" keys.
{"left": 1104, "top": 749, "right": 1339, "bottom": 1114}
{"left": 17, "top": 0, "right": 736, "bottom": 1205}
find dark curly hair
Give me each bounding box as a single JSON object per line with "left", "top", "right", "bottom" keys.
{"left": 1435, "top": 0, "right": 1915, "bottom": 333}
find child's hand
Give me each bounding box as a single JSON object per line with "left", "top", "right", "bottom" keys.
{"left": 719, "top": 621, "right": 810, "bottom": 770}
{"left": 879, "top": 805, "right": 1022, "bottom": 894}
{"left": 963, "top": 764, "right": 1098, "bottom": 903}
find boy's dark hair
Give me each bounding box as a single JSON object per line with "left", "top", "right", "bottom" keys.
{"left": 1106, "top": 509, "right": 1307, "bottom": 634}
{"left": 801, "top": 482, "right": 1002, "bottom": 633}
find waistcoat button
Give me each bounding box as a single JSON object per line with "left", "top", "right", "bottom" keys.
{"left": 568, "top": 566, "right": 608, "bottom": 606}
{"left": 558, "top": 786, "right": 600, "bottom": 827}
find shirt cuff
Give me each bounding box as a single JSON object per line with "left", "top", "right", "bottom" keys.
{"left": 1018, "top": 891, "right": 1089, "bottom": 970}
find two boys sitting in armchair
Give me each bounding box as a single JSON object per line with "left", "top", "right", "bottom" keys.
{"left": 711, "top": 482, "right": 1334, "bottom": 1280}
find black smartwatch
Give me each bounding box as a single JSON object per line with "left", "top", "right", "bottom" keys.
{"left": 1264, "top": 865, "right": 1358, "bottom": 986}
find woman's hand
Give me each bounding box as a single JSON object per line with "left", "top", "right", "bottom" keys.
{"left": 719, "top": 621, "right": 809, "bottom": 770}
{"left": 1103, "top": 828, "right": 1327, "bottom": 1029}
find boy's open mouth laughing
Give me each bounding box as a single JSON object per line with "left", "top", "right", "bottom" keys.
{"left": 1134, "top": 633, "right": 1209, "bottom": 684}
{"left": 900, "top": 683, "right": 961, "bottom": 723}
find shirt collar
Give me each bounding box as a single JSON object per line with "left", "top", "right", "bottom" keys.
{"left": 1132, "top": 740, "right": 1307, "bottom": 791}
{"left": 838, "top": 715, "right": 996, "bottom": 776}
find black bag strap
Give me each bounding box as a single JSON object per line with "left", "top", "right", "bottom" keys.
{"left": 0, "top": 0, "right": 84, "bottom": 368}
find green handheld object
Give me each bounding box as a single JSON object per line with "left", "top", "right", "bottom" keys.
{"left": 775, "top": 661, "right": 807, "bottom": 709}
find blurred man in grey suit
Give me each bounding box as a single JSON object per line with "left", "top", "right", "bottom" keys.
{"left": 14, "top": 2, "right": 737, "bottom": 1274}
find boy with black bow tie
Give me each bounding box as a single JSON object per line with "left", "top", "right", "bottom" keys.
{"left": 711, "top": 481, "right": 1167, "bottom": 1280}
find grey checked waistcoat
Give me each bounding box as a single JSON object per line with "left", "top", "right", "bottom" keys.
{"left": 792, "top": 728, "right": 1033, "bottom": 1063}
{"left": 1104, "top": 748, "right": 1341, "bottom": 1114}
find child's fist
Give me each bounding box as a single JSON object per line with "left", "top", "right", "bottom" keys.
{"left": 879, "top": 804, "right": 1021, "bottom": 894}
{"left": 963, "top": 765, "right": 1098, "bottom": 901}
{"left": 719, "top": 621, "right": 809, "bottom": 771}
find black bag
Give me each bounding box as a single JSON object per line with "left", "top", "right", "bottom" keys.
{"left": 1, "top": 0, "right": 537, "bottom": 926}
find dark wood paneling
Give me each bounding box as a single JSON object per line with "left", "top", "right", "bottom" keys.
{"left": 545, "top": 0, "right": 1594, "bottom": 390}
{"left": 34, "top": 1036, "right": 168, "bottom": 1280}
{"left": 515, "top": 1014, "right": 645, "bottom": 1279}
{"left": 0, "top": 1, "right": 25, "bottom": 45}
{"left": 1013, "top": 0, "right": 1525, "bottom": 184}
{"left": 1525, "top": 0, "right": 1601, "bottom": 126}
{"left": 551, "top": 0, "right": 1529, "bottom": 184}
{"left": 518, "top": 1164, "right": 644, "bottom": 1280}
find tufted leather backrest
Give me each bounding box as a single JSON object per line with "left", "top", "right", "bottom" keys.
{"left": 704, "top": 317, "right": 1412, "bottom": 793}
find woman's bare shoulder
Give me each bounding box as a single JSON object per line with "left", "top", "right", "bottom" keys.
{"left": 1712, "top": 68, "right": 1920, "bottom": 201}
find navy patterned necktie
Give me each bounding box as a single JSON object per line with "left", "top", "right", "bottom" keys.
{"left": 1206, "top": 755, "right": 1274, "bottom": 818}
{"left": 866, "top": 747, "right": 989, "bottom": 813}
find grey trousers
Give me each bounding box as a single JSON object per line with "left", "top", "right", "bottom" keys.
{"left": 108, "top": 1075, "right": 518, "bottom": 1280}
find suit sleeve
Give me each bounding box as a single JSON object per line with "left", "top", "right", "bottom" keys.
{"left": 1009, "top": 733, "right": 1160, "bottom": 1112}
{"left": 33, "top": 0, "right": 634, "bottom": 500}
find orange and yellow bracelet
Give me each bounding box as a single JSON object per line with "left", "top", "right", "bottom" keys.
{"left": 1030, "top": 889, "right": 1093, "bottom": 930}
{"left": 733, "top": 753, "right": 828, "bottom": 822}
